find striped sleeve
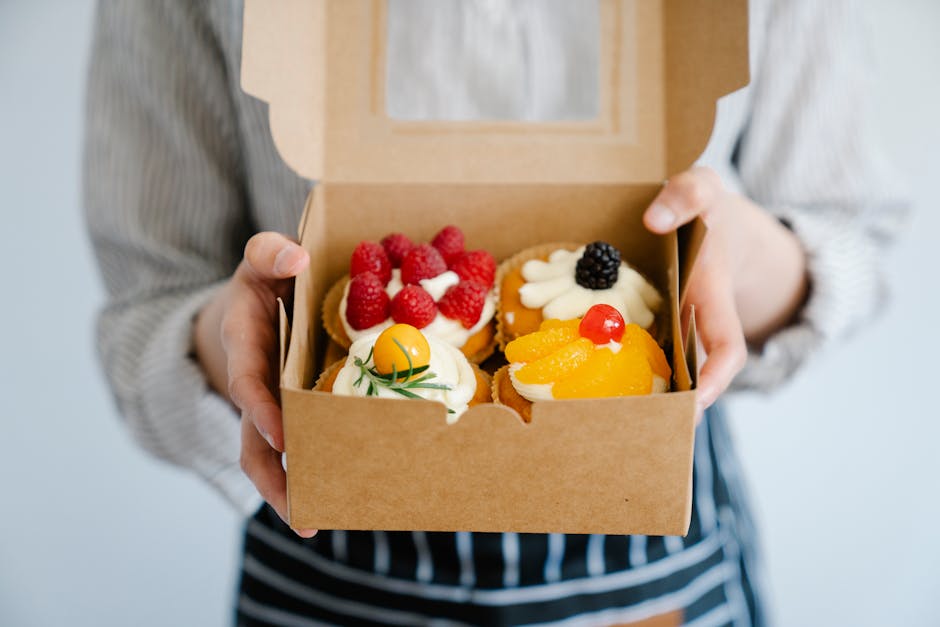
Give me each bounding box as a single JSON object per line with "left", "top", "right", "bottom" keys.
{"left": 83, "top": 1, "right": 261, "bottom": 513}
{"left": 730, "top": 0, "right": 909, "bottom": 391}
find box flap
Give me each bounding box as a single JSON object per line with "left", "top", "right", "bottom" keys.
{"left": 277, "top": 297, "right": 290, "bottom": 378}
{"left": 685, "top": 304, "right": 699, "bottom": 390}
{"left": 242, "top": 0, "right": 749, "bottom": 184}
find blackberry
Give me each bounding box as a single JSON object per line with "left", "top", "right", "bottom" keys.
{"left": 575, "top": 241, "right": 621, "bottom": 290}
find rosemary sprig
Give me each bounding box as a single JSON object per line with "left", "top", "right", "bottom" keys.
{"left": 353, "top": 341, "right": 454, "bottom": 404}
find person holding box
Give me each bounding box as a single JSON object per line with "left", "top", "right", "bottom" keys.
{"left": 85, "top": 1, "right": 904, "bottom": 625}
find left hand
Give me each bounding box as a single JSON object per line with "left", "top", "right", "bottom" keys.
{"left": 643, "top": 166, "right": 808, "bottom": 417}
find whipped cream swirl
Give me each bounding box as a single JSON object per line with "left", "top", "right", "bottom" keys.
{"left": 332, "top": 331, "right": 477, "bottom": 422}
{"left": 518, "top": 247, "right": 661, "bottom": 328}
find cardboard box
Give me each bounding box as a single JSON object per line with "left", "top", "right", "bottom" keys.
{"left": 241, "top": 0, "right": 749, "bottom": 535}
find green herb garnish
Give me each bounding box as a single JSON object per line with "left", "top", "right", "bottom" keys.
{"left": 353, "top": 341, "right": 454, "bottom": 408}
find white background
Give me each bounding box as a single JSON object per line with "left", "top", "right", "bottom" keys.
{"left": 1, "top": 2, "right": 938, "bottom": 626}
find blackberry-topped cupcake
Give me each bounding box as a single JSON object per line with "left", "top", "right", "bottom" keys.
{"left": 496, "top": 241, "right": 663, "bottom": 348}
{"left": 323, "top": 226, "right": 498, "bottom": 363}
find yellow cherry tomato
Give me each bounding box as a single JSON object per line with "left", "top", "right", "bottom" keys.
{"left": 372, "top": 324, "right": 431, "bottom": 378}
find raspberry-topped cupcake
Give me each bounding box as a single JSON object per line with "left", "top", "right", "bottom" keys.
{"left": 496, "top": 241, "right": 663, "bottom": 348}
{"left": 322, "top": 226, "right": 498, "bottom": 363}
{"left": 492, "top": 304, "right": 672, "bottom": 422}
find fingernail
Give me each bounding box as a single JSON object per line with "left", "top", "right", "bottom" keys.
{"left": 274, "top": 244, "right": 303, "bottom": 275}
{"left": 295, "top": 528, "right": 318, "bottom": 538}
{"left": 646, "top": 203, "right": 676, "bottom": 232}
{"left": 257, "top": 423, "right": 277, "bottom": 450}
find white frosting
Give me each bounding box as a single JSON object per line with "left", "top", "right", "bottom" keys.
{"left": 508, "top": 363, "right": 553, "bottom": 402}
{"left": 518, "top": 247, "right": 662, "bottom": 329}
{"left": 332, "top": 331, "right": 477, "bottom": 423}
{"left": 340, "top": 268, "right": 496, "bottom": 347}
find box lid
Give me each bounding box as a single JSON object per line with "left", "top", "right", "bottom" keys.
{"left": 242, "top": 0, "right": 748, "bottom": 184}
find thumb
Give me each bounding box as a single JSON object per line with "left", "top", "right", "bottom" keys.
{"left": 241, "top": 232, "right": 309, "bottom": 283}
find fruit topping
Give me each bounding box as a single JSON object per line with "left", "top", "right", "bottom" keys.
{"left": 450, "top": 249, "right": 497, "bottom": 289}
{"left": 401, "top": 244, "right": 448, "bottom": 285}
{"left": 346, "top": 272, "right": 391, "bottom": 330}
{"left": 371, "top": 323, "right": 431, "bottom": 378}
{"left": 575, "top": 241, "right": 621, "bottom": 290}
{"left": 390, "top": 285, "right": 437, "bottom": 329}
{"left": 552, "top": 348, "right": 621, "bottom": 399}
{"left": 437, "top": 280, "right": 487, "bottom": 329}
{"left": 514, "top": 337, "right": 594, "bottom": 384}
{"left": 579, "top": 303, "right": 626, "bottom": 344}
{"left": 350, "top": 241, "right": 392, "bottom": 285}
{"left": 622, "top": 323, "right": 671, "bottom": 380}
{"left": 504, "top": 326, "right": 580, "bottom": 364}
{"left": 539, "top": 318, "right": 581, "bottom": 332}
{"left": 380, "top": 233, "right": 415, "bottom": 268}
{"left": 431, "top": 225, "right": 465, "bottom": 265}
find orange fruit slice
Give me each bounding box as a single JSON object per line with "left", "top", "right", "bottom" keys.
{"left": 514, "top": 337, "right": 594, "bottom": 384}
{"left": 622, "top": 323, "right": 671, "bottom": 381}
{"left": 612, "top": 345, "right": 654, "bottom": 395}
{"left": 539, "top": 318, "right": 581, "bottom": 332}
{"left": 552, "top": 348, "right": 621, "bottom": 399}
{"left": 505, "top": 326, "right": 579, "bottom": 364}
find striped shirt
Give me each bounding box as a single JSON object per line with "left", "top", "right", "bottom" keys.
{"left": 83, "top": 1, "right": 906, "bottom": 625}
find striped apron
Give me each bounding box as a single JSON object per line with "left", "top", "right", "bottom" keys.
{"left": 236, "top": 405, "right": 765, "bottom": 626}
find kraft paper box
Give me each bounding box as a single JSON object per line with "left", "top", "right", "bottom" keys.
{"left": 241, "top": 0, "right": 749, "bottom": 535}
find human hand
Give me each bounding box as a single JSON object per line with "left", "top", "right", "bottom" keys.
{"left": 643, "top": 167, "right": 808, "bottom": 417}
{"left": 194, "top": 232, "right": 316, "bottom": 537}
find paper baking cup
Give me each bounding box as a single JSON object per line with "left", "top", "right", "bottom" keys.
{"left": 322, "top": 275, "right": 352, "bottom": 350}
{"left": 490, "top": 365, "right": 533, "bottom": 423}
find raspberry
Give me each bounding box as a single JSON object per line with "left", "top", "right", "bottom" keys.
{"left": 390, "top": 285, "right": 437, "bottom": 329}
{"left": 450, "top": 250, "right": 496, "bottom": 289}
{"left": 350, "top": 241, "right": 392, "bottom": 285}
{"left": 575, "top": 241, "right": 621, "bottom": 290}
{"left": 380, "top": 233, "right": 414, "bottom": 268}
{"left": 400, "top": 244, "right": 447, "bottom": 285}
{"left": 437, "top": 280, "right": 487, "bottom": 329}
{"left": 345, "top": 272, "right": 390, "bottom": 330}
{"left": 431, "top": 225, "right": 465, "bottom": 265}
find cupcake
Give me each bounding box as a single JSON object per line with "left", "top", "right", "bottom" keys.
{"left": 492, "top": 304, "right": 671, "bottom": 422}
{"left": 496, "top": 241, "right": 662, "bottom": 348}
{"left": 315, "top": 323, "right": 491, "bottom": 422}
{"left": 323, "top": 226, "right": 497, "bottom": 363}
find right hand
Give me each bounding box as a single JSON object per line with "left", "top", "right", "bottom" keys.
{"left": 194, "top": 232, "right": 316, "bottom": 537}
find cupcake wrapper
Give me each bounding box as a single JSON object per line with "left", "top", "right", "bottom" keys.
{"left": 322, "top": 275, "right": 352, "bottom": 350}
{"left": 312, "top": 358, "right": 347, "bottom": 392}
{"left": 490, "top": 364, "right": 533, "bottom": 423}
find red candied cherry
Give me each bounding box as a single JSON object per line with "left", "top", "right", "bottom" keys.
{"left": 578, "top": 304, "right": 626, "bottom": 344}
